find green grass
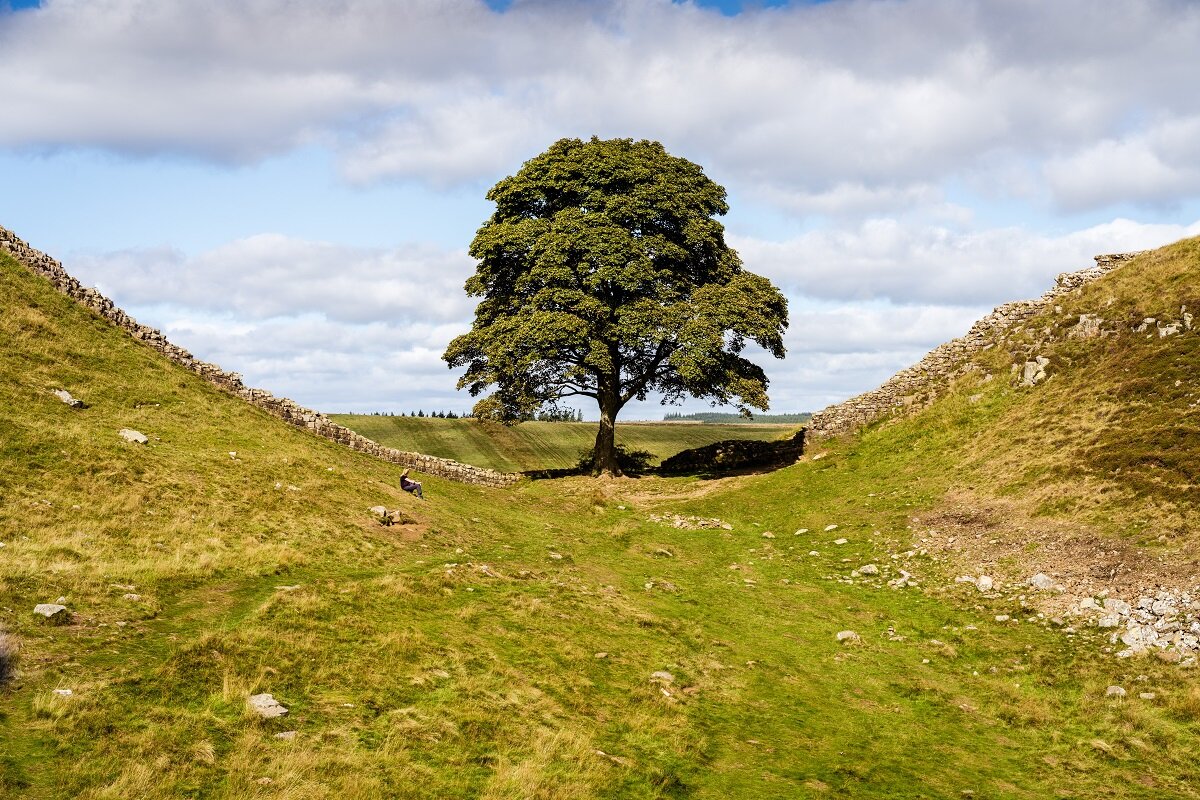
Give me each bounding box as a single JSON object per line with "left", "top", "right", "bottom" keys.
{"left": 3, "top": 240, "right": 1200, "bottom": 799}
{"left": 329, "top": 415, "right": 798, "bottom": 472}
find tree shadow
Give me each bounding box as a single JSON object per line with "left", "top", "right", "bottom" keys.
{"left": 521, "top": 429, "right": 806, "bottom": 481}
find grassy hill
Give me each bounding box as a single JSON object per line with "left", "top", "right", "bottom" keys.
{"left": 3, "top": 238, "right": 1200, "bottom": 799}
{"left": 329, "top": 416, "right": 798, "bottom": 472}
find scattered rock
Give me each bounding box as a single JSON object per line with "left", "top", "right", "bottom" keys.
{"left": 858, "top": 564, "right": 879, "bottom": 576}
{"left": 976, "top": 576, "right": 994, "bottom": 592}
{"left": 824, "top": 524, "right": 839, "bottom": 532}
{"left": 1029, "top": 573, "right": 1060, "bottom": 591}
{"left": 52, "top": 688, "right": 73, "bottom": 697}
{"left": 836, "top": 630, "right": 860, "bottom": 643}
{"left": 274, "top": 731, "right": 297, "bottom": 741}
{"left": 52, "top": 389, "right": 84, "bottom": 408}
{"left": 122, "top": 593, "right": 141, "bottom": 601}
{"left": 33, "top": 603, "right": 69, "bottom": 624}
{"left": 761, "top": 531, "right": 776, "bottom": 539}
{"left": 648, "top": 513, "right": 732, "bottom": 530}
{"left": 833, "top": 538, "right": 848, "bottom": 545}
{"left": 1020, "top": 356, "right": 1050, "bottom": 387}
{"left": 650, "top": 670, "right": 675, "bottom": 684}
{"left": 1139, "top": 692, "right": 1156, "bottom": 700}
{"left": 994, "top": 615, "right": 1011, "bottom": 623}
{"left": 248, "top": 693, "right": 288, "bottom": 719}
{"left": 1103, "top": 598, "right": 1131, "bottom": 615}
{"left": 1105, "top": 686, "right": 1126, "bottom": 698}
{"left": 118, "top": 428, "right": 148, "bottom": 445}
{"left": 594, "top": 652, "right": 608, "bottom": 659}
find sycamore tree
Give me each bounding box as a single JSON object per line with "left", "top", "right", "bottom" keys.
{"left": 444, "top": 137, "right": 788, "bottom": 476}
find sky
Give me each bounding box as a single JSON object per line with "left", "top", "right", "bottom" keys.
{"left": 2, "top": 0, "right": 1199, "bottom": 420}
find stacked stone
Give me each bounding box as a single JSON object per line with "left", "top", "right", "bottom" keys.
{"left": 1, "top": 225, "right": 520, "bottom": 489}
{"left": 807, "top": 252, "right": 1148, "bottom": 439}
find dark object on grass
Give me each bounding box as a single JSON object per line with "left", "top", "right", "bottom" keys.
{"left": 659, "top": 429, "right": 805, "bottom": 476}
{"left": 400, "top": 468, "right": 425, "bottom": 500}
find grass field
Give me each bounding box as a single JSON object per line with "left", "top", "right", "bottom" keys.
{"left": 3, "top": 241, "right": 1200, "bottom": 798}
{"left": 329, "top": 415, "right": 799, "bottom": 472}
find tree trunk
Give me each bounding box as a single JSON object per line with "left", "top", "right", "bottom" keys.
{"left": 593, "top": 389, "right": 621, "bottom": 476}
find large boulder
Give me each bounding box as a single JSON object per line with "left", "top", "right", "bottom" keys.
{"left": 34, "top": 603, "right": 70, "bottom": 624}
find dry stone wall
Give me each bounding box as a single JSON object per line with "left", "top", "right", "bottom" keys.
{"left": 808, "top": 252, "right": 1148, "bottom": 439}
{"left": 0, "top": 224, "right": 520, "bottom": 488}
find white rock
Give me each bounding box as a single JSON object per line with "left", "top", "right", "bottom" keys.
{"left": 833, "top": 538, "right": 848, "bottom": 545}
{"left": 1151, "top": 599, "right": 1176, "bottom": 616}
{"left": 994, "top": 615, "right": 1011, "bottom": 622}
{"left": 53, "top": 389, "right": 84, "bottom": 408}
{"left": 118, "top": 428, "right": 148, "bottom": 445}
{"left": 836, "top": 630, "right": 860, "bottom": 643}
{"left": 649, "top": 670, "right": 675, "bottom": 684}
{"left": 248, "top": 693, "right": 289, "bottom": 719}
{"left": 824, "top": 524, "right": 838, "bottom": 532}
{"left": 976, "top": 576, "right": 994, "bottom": 592}
{"left": 954, "top": 576, "right": 977, "bottom": 584}
{"left": 761, "top": 531, "right": 776, "bottom": 539}
{"left": 122, "top": 593, "right": 141, "bottom": 601}
{"left": 33, "top": 603, "right": 69, "bottom": 623}
{"left": 52, "top": 688, "right": 73, "bottom": 697}
{"left": 1098, "top": 614, "right": 1121, "bottom": 628}
{"left": 858, "top": 564, "right": 879, "bottom": 576}
{"left": 274, "top": 731, "right": 297, "bottom": 741}
{"left": 1105, "top": 685, "right": 1126, "bottom": 698}
{"left": 794, "top": 528, "right": 809, "bottom": 535}
{"left": 1029, "top": 573, "right": 1058, "bottom": 591}
{"left": 1103, "top": 598, "right": 1131, "bottom": 616}
{"left": 1078, "top": 598, "right": 1100, "bottom": 611}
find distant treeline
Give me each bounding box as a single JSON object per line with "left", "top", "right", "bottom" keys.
{"left": 359, "top": 410, "right": 468, "bottom": 418}
{"left": 663, "top": 411, "right": 812, "bottom": 424}
{"left": 354, "top": 408, "right": 585, "bottom": 422}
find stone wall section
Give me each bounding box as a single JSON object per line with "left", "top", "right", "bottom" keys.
{"left": 1, "top": 225, "right": 520, "bottom": 488}
{"left": 808, "top": 252, "right": 1148, "bottom": 439}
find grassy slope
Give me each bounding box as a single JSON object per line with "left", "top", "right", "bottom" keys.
{"left": 2, "top": 243, "right": 1200, "bottom": 799}
{"left": 951, "top": 237, "right": 1200, "bottom": 538}
{"left": 329, "top": 416, "right": 798, "bottom": 473}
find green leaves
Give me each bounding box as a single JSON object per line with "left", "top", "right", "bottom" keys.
{"left": 445, "top": 137, "right": 788, "bottom": 466}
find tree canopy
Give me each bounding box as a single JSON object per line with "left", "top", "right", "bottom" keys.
{"left": 443, "top": 137, "right": 788, "bottom": 475}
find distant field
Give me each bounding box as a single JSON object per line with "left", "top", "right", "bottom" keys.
{"left": 330, "top": 415, "right": 799, "bottom": 472}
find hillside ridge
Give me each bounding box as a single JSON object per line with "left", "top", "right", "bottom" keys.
{"left": 809, "top": 250, "right": 1147, "bottom": 437}
{"left": 0, "top": 224, "right": 519, "bottom": 487}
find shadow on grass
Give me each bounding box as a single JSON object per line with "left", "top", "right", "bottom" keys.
{"left": 523, "top": 429, "right": 806, "bottom": 481}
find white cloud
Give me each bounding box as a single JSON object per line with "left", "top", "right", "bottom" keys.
{"left": 72, "top": 235, "right": 477, "bottom": 324}
{"left": 2, "top": 0, "right": 1199, "bottom": 214}
{"left": 1044, "top": 116, "right": 1200, "bottom": 211}
{"left": 733, "top": 217, "right": 1200, "bottom": 306}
